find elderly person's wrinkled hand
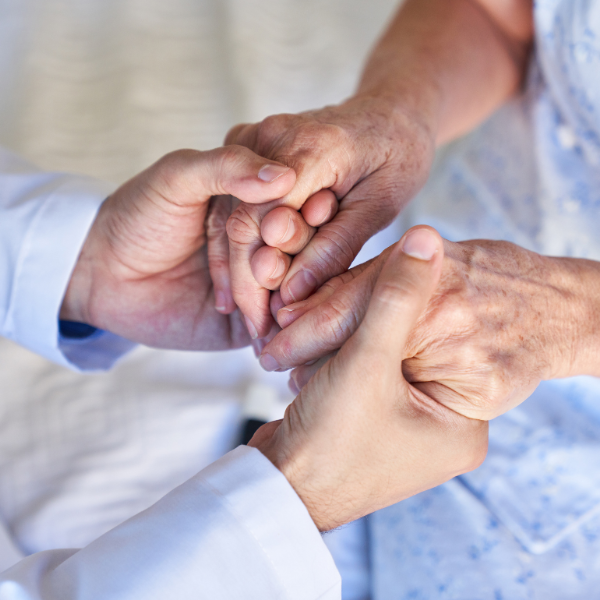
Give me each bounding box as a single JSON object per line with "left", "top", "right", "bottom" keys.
{"left": 250, "top": 228, "right": 487, "bottom": 531}
{"left": 207, "top": 0, "right": 534, "bottom": 343}
{"left": 259, "top": 226, "right": 598, "bottom": 421}
{"left": 212, "top": 97, "right": 435, "bottom": 340}
{"left": 60, "top": 147, "right": 295, "bottom": 350}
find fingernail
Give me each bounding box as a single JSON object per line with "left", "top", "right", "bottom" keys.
{"left": 286, "top": 270, "right": 318, "bottom": 303}
{"left": 245, "top": 316, "right": 259, "bottom": 340}
{"left": 288, "top": 378, "right": 300, "bottom": 395}
{"left": 252, "top": 339, "right": 266, "bottom": 357}
{"left": 401, "top": 228, "right": 438, "bottom": 261}
{"left": 269, "top": 255, "right": 286, "bottom": 281}
{"left": 215, "top": 291, "right": 228, "bottom": 313}
{"left": 258, "top": 164, "right": 290, "bottom": 183}
{"left": 278, "top": 215, "right": 295, "bottom": 244}
{"left": 260, "top": 353, "right": 280, "bottom": 372}
{"left": 276, "top": 305, "right": 299, "bottom": 328}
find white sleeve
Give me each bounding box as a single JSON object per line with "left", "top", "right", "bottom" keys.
{"left": 0, "top": 446, "right": 341, "bottom": 600}
{"left": 0, "top": 147, "right": 135, "bottom": 370}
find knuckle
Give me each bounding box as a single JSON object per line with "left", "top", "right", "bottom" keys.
{"left": 433, "top": 295, "right": 475, "bottom": 334}
{"left": 226, "top": 207, "right": 260, "bottom": 244}
{"left": 310, "top": 229, "right": 357, "bottom": 275}
{"left": 216, "top": 144, "right": 242, "bottom": 164}
{"left": 158, "top": 148, "right": 197, "bottom": 166}
{"left": 295, "top": 122, "right": 328, "bottom": 143}
{"left": 209, "top": 254, "right": 229, "bottom": 271}
{"left": 315, "top": 297, "right": 357, "bottom": 346}
{"left": 214, "top": 145, "right": 247, "bottom": 178}
{"left": 325, "top": 123, "right": 351, "bottom": 148}
{"left": 224, "top": 123, "right": 247, "bottom": 144}
{"left": 291, "top": 123, "right": 346, "bottom": 156}
{"left": 256, "top": 114, "right": 295, "bottom": 146}
{"left": 153, "top": 150, "right": 193, "bottom": 190}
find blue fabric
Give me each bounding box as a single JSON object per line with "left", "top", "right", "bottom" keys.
{"left": 58, "top": 320, "right": 98, "bottom": 340}
{"left": 371, "top": 1, "right": 600, "bottom": 597}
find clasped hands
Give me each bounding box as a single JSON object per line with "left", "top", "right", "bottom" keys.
{"left": 60, "top": 101, "right": 591, "bottom": 532}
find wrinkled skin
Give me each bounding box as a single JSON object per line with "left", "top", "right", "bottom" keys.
{"left": 213, "top": 0, "right": 535, "bottom": 343}
{"left": 250, "top": 230, "right": 488, "bottom": 531}
{"left": 212, "top": 96, "right": 435, "bottom": 338}
{"left": 61, "top": 146, "right": 296, "bottom": 351}
{"left": 260, "top": 227, "right": 589, "bottom": 421}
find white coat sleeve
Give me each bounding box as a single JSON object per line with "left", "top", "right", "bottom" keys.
{"left": 0, "top": 147, "right": 135, "bottom": 370}
{"left": 0, "top": 446, "right": 341, "bottom": 600}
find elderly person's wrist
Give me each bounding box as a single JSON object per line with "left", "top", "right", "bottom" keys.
{"left": 353, "top": 73, "right": 442, "bottom": 147}
{"left": 334, "top": 91, "right": 437, "bottom": 200}
{"left": 543, "top": 255, "right": 600, "bottom": 380}
{"left": 347, "top": 86, "right": 439, "bottom": 150}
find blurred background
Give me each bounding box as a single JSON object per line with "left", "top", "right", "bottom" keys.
{"left": 0, "top": 0, "right": 397, "bottom": 560}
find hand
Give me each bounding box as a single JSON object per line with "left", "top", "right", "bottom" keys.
{"left": 216, "top": 95, "right": 435, "bottom": 338}
{"left": 60, "top": 147, "right": 295, "bottom": 350}
{"left": 213, "top": 0, "right": 535, "bottom": 341}
{"left": 260, "top": 227, "right": 591, "bottom": 421}
{"left": 250, "top": 228, "right": 487, "bottom": 531}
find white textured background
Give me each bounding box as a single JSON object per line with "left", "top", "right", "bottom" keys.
{"left": 0, "top": 0, "right": 398, "bottom": 554}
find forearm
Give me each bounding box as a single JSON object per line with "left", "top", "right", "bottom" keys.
{"left": 355, "top": 0, "right": 534, "bottom": 144}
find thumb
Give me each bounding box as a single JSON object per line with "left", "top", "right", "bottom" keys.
{"left": 354, "top": 226, "right": 443, "bottom": 359}
{"left": 148, "top": 146, "right": 296, "bottom": 207}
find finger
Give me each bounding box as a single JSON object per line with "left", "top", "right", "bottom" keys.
{"left": 276, "top": 256, "right": 377, "bottom": 329}
{"left": 259, "top": 257, "right": 383, "bottom": 371}
{"left": 256, "top": 193, "right": 337, "bottom": 299}
{"left": 261, "top": 207, "right": 316, "bottom": 255}
{"left": 353, "top": 226, "right": 444, "bottom": 359}
{"left": 250, "top": 246, "right": 292, "bottom": 290}
{"left": 276, "top": 288, "right": 336, "bottom": 331}
{"left": 279, "top": 171, "right": 399, "bottom": 305}
{"left": 270, "top": 291, "right": 286, "bottom": 320}
{"left": 223, "top": 120, "right": 359, "bottom": 335}
{"left": 289, "top": 353, "right": 335, "bottom": 391}
{"left": 251, "top": 319, "right": 282, "bottom": 358}
{"left": 207, "top": 195, "right": 236, "bottom": 314}
{"left": 262, "top": 319, "right": 282, "bottom": 346}
{"left": 227, "top": 202, "right": 275, "bottom": 338}
{"left": 151, "top": 146, "right": 297, "bottom": 207}
{"left": 301, "top": 189, "right": 338, "bottom": 227}
{"left": 224, "top": 123, "right": 253, "bottom": 146}
{"left": 228, "top": 115, "right": 362, "bottom": 209}
{"left": 226, "top": 189, "right": 323, "bottom": 334}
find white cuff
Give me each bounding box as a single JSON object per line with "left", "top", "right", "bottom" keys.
{"left": 200, "top": 446, "right": 342, "bottom": 599}
{"left": 4, "top": 175, "right": 133, "bottom": 370}
{"left": 0, "top": 446, "right": 341, "bottom": 600}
